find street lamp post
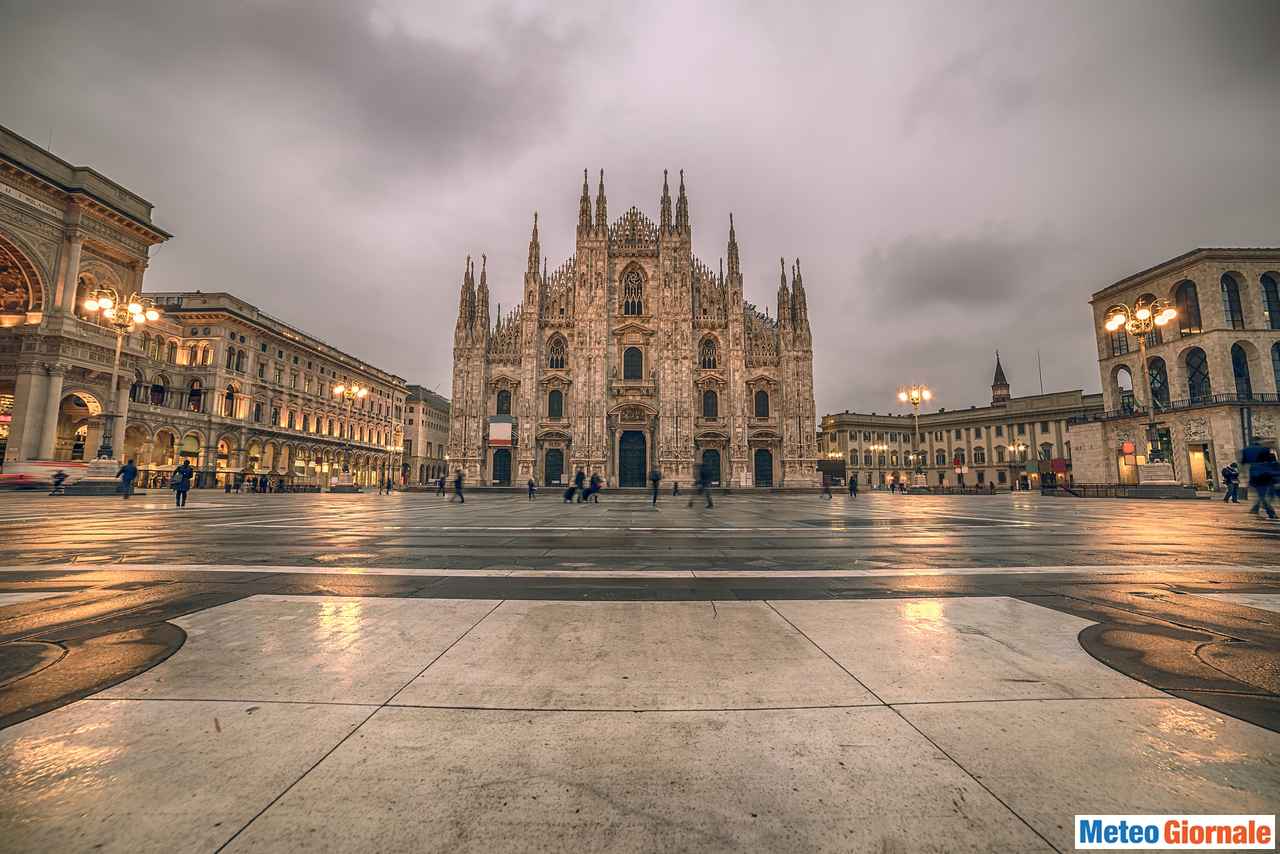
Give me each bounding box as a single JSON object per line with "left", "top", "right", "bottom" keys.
{"left": 1009, "top": 441, "right": 1028, "bottom": 490}
{"left": 1104, "top": 298, "right": 1177, "bottom": 462}
{"left": 869, "top": 441, "right": 888, "bottom": 489}
{"left": 332, "top": 381, "right": 368, "bottom": 492}
{"left": 71, "top": 287, "right": 160, "bottom": 492}
{"left": 897, "top": 384, "right": 932, "bottom": 492}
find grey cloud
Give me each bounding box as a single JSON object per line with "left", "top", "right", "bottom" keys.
{"left": 2, "top": 0, "right": 1277, "bottom": 419}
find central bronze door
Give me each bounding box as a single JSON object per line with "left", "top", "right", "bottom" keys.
{"left": 619, "top": 431, "right": 647, "bottom": 487}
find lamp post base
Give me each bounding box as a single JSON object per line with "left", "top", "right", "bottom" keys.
{"left": 330, "top": 470, "right": 361, "bottom": 493}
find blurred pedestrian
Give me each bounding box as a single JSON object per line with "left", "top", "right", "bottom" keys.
{"left": 573, "top": 468, "right": 586, "bottom": 503}
{"left": 450, "top": 469, "right": 464, "bottom": 503}
{"left": 172, "top": 460, "right": 193, "bottom": 508}
{"left": 587, "top": 471, "right": 602, "bottom": 503}
{"left": 527, "top": 478, "right": 536, "bottom": 500}
{"left": 117, "top": 459, "right": 138, "bottom": 499}
{"left": 50, "top": 469, "right": 68, "bottom": 495}
{"left": 650, "top": 467, "right": 662, "bottom": 506}
{"left": 848, "top": 477, "right": 857, "bottom": 498}
{"left": 688, "top": 461, "right": 714, "bottom": 508}
{"left": 1222, "top": 462, "right": 1240, "bottom": 503}
{"left": 1248, "top": 449, "right": 1277, "bottom": 520}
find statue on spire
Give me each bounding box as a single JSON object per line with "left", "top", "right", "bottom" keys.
{"left": 726, "top": 213, "right": 739, "bottom": 277}
{"left": 659, "top": 169, "right": 672, "bottom": 232}
{"left": 675, "top": 169, "right": 689, "bottom": 234}
{"left": 578, "top": 169, "right": 591, "bottom": 231}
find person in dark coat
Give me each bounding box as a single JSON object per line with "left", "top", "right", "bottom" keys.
{"left": 573, "top": 469, "right": 586, "bottom": 503}
{"left": 649, "top": 468, "right": 662, "bottom": 506}
{"left": 172, "top": 460, "right": 193, "bottom": 507}
{"left": 587, "top": 472, "right": 602, "bottom": 503}
{"left": 450, "top": 470, "right": 464, "bottom": 503}
{"left": 848, "top": 476, "right": 857, "bottom": 498}
{"left": 117, "top": 459, "right": 138, "bottom": 499}
{"left": 527, "top": 478, "right": 536, "bottom": 500}
{"left": 1222, "top": 462, "right": 1240, "bottom": 503}
{"left": 672, "top": 480, "right": 680, "bottom": 497}
{"left": 50, "top": 469, "right": 68, "bottom": 495}
{"left": 821, "top": 474, "right": 832, "bottom": 500}
{"left": 1248, "top": 450, "right": 1277, "bottom": 520}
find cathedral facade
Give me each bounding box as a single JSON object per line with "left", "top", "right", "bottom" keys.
{"left": 449, "top": 171, "right": 819, "bottom": 489}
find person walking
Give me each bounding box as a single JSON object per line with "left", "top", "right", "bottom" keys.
{"left": 1248, "top": 449, "right": 1277, "bottom": 520}
{"left": 117, "top": 459, "right": 138, "bottom": 499}
{"left": 688, "top": 461, "right": 714, "bottom": 508}
{"left": 1222, "top": 462, "right": 1240, "bottom": 503}
{"left": 848, "top": 476, "right": 857, "bottom": 498}
{"left": 649, "top": 467, "right": 662, "bottom": 506}
{"left": 821, "top": 474, "right": 832, "bottom": 500}
{"left": 671, "top": 480, "right": 680, "bottom": 497}
{"left": 172, "top": 460, "right": 193, "bottom": 508}
{"left": 450, "top": 469, "right": 465, "bottom": 504}
{"left": 50, "top": 469, "right": 68, "bottom": 495}
{"left": 588, "top": 472, "right": 602, "bottom": 503}
{"left": 527, "top": 478, "right": 536, "bottom": 500}
{"left": 573, "top": 468, "right": 586, "bottom": 503}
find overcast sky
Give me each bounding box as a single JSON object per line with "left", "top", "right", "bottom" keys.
{"left": 3, "top": 0, "right": 1277, "bottom": 415}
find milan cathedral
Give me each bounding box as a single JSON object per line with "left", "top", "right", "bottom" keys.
{"left": 448, "top": 170, "right": 818, "bottom": 488}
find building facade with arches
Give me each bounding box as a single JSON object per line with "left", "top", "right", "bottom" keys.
{"left": 0, "top": 124, "right": 171, "bottom": 467}
{"left": 1069, "top": 248, "right": 1280, "bottom": 488}
{"left": 820, "top": 355, "right": 1103, "bottom": 490}
{"left": 449, "top": 170, "right": 819, "bottom": 488}
{"left": 0, "top": 126, "right": 407, "bottom": 488}
{"left": 404, "top": 384, "right": 450, "bottom": 486}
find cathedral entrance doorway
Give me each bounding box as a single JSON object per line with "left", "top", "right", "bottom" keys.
{"left": 754, "top": 448, "right": 774, "bottom": 487}
{"left": 544, "top": 448, "right": 564, "bottom": 486}
{"left": 618, "top": 431, "right": 646, "bottom": 487}
{"left": 701, "top": 448, "right": 722, "bottom": 486}
{"left": 492, "top": 448, "right": 512, "bottom": 485}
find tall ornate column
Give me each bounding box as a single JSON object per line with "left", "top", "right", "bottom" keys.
{"left": 55, "top": 221, "right": 84, "bottom": 313}
{"left": 37, "top": 366, "right": 66, "bottom": 460}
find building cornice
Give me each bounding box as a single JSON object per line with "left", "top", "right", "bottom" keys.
{"left": 1090, "top": 247, "right": 1280, "bottom": 303}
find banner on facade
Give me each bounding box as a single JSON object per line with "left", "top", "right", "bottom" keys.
{"left": 488, "top": 422, "right": 512, "bottom": 447}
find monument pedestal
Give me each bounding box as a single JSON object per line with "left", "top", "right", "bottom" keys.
{"left": 330, "top": 470, "right": 361, "bottom": 493}
{"left": 63, "top": 457, "right": 126, "bottom": 495}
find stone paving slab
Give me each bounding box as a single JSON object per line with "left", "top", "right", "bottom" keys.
{"left": 898, "top": 697, "right": 1280, "bottom": 854}
{"left": 0, "top": 697, "right": 369, "bottom": 853}
{"left": 771, "top": 597, "right": 1166, "bottom": 703}
{"left": 223, "top": 706, "right": 1052, "bottom": 853}
{"left": 1200, "top": 591, "right": 1280, "bottom": 614}
{"left": 394, "top": 600, "right": 878, "bottom": 710}
{"left": 99, "top": 596, "right": 498, "bottom": 704}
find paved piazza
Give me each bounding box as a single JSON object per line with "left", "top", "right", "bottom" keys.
{"left": 1, "top": 491, "right": 1278, "bottom": 852}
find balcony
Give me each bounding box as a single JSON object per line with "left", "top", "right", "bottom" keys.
{"left": 1068, "top": 392, "right": 1279, "bottom": 425}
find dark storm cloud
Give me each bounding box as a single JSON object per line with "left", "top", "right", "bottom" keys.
{"left": 2, "top": 0, "right": 1278, "bottom": 416}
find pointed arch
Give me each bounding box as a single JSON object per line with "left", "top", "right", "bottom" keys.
{"left": 621, "top": 265, "right": 645, "bottom": 316}
{"left": 547, "top": 334, "right": 567, "bottom": 370}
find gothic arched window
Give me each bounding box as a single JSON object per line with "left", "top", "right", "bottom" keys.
{"left": 700, "top": 338, "right": 717, "bottom": 369}
{"left": 623, "top": 347, "right": 643, "bottom": 380}
{"left": 548, "top": 389, "right": 563, "bottom": 419}
{"left": 1148, "top": 357, "right": 1170, "bottom": 410}
{"left": 622, "top": 269, "right": 644, "bottom": 316}
{"left": 187, "top": 344, "right": 198, "bottom": 366}
{"left": 495, "top": 389, "right": 511, "bottom": 415}
{"left": 1231, "top": 343, "right": 1252, "bottom": 399}
{"left": 1137, "top": 293, "right": 1162, "bottom": 346}
{"left": 1185, "top": 347, "right": 1211, "bottom": 401}
{"left": 1263, "top": 274, "right": 1280, "bottom": 330}
{"left": 1273, "top": 342, "right": 1280, "bottom": 389}
{"left": 547, "top": 337, "right": 566, "bottom": 370}
{"left": 1221, "top": 274, "right": 1245, "bottom": 329}
{"left": 1175, "top": 281, "right": 1202, "bottom": 336}
{"left": 754, "top": 389, "right": 769, "bottom": 417}
{"left": 702, "top": 389, "right": 718, "bottom": 419}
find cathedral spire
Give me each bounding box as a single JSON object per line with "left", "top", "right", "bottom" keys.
{"left": 726, "top": 213, "right": 739, "bottom": 277}
{"left": 474, "top": 254, "right": 490, "bottom": 336}
{"left": 792, "top": 257, "right": 808, "bottom": 318}
{"left": 527, "top": 212, "right": 540, "bottom": 274}
{"left": 777, "top": 256, "right": 791, "bottom": 327}
{"left": 659, "top": 169, "right": 672, "bottom": 232}
{"left": 456, "top": 255, "right": 475, "bottom": 338}
{"left": 578, "top": 169, "right": 592, "bottom": 232}
{"left": 594, "top": 169, "right": 608, "bottom": 231}
{"left": 675, "top": 169, "right": 690, "bottom": 235}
